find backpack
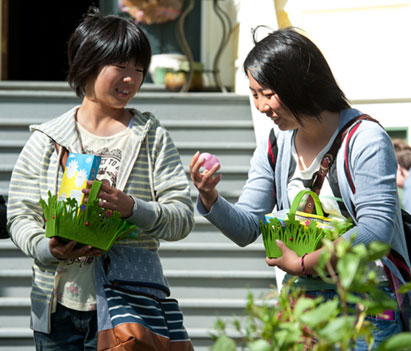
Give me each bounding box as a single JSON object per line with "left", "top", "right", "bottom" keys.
{"left": 0, "top": 195, "right": 9, "bottom": 239}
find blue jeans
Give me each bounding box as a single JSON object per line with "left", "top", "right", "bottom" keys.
{"left": 306, "top": 287, "right": 403, "bottom": 351}
{"left": 34, "top": 303, "right": 98, "bottom": 351}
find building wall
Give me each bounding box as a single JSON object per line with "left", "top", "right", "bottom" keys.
{"left": 201, "top": 0, "right": 411, "bottom": 141}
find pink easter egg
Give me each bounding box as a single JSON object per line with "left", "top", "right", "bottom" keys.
{"left": 200, "top": 152, "right": 220, "bottom": 170}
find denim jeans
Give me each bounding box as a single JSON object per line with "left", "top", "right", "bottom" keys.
{"left": 306, "top": 287, "right": 403, "bottom": 351}
{"left": 34, "top": 303, "right": 98, "bottom": 351}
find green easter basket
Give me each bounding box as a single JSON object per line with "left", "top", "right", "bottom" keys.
{"left": 40, "top": 180, "right": 136, "bottom": 251}
{"left": 260, "top": 190, "right": 327, "bottom": 258}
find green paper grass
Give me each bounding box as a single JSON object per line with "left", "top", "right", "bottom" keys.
{"left": 40, "top": 185, "right": 136, "bottom": 251}
{"left": 260, "top": 213, "right": 353, "bottom": 258}
{"left": 260, "top": 213, "right": 324, "bottom": 258}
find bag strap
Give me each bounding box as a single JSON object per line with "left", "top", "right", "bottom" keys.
{"left": 342, "top": 115, "right": 380, "bottom": 194}
{"left": 303, "top": 114, "right": 378, "bottom": 213}
{"left": 290, "top": 190, "right": 324, "bottom": 217}
{"left": 55, "top": 142, "right": 69, "bottom": 171}
{"left": 0, "top": 195, "right": 9, "bottom": 239}
{"left": 268, "top": 129, "right": 278, "bottom": 201}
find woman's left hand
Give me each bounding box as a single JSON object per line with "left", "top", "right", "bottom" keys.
{"left": 82, "top": 180, "right": 135, "bottom": 218}
{"left": 266, "top": 240, "right": 303, "bottom": 276}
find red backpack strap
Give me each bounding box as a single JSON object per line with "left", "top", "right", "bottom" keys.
{"left": 303, "top": 114, "right": 379, "bottom": 213}
{"left": 268, "top": 128, "right": 278, "bottom": 201}
{"left": 268, "top": 129, "right": 278, "bottom": 171}
{"left": 342, "top": 114, "right": 380, "bottom": 194}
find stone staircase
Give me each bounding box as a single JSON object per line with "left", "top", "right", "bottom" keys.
{"left": 0, "top": 82, "right": 276, "bottom": 351}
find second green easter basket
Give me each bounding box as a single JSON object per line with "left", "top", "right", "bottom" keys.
{"left": 260, "top": 190, "right": 334, "bottom": 258}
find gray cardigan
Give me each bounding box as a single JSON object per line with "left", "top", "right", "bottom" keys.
{"left": 7, "top": 106, "right": 194, "bottom": 333}
{"left": 198, "top": 108, "right": 410, "bottom": 275}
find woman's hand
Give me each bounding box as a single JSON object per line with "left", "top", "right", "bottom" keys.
{"left": 189, "top": 151, "right": 222, "bottom": 212}
{"left": 265, "top": 240, "right": 303, "bottom": 276}
{"left": 82, "top": 180, "right": 135, "bottom": 218}
{"left": 49, "top": 237, "right": 102, "bottom": 260}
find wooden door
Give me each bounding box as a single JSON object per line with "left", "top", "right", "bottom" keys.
{"left": 7, "top": 0, "right": 98, "bottom": 81}
{"left": 0, "top": 0, "right": 8, "bottom": 80}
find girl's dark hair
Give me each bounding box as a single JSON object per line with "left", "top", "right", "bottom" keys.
{"left": 67, "top": 7, "right": 152, "bottom": 98}
{"left": 243, "top": 27, "right": 350, "bottom": 123}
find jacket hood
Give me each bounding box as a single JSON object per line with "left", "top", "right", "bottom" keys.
{"left": 29, "top": 106, "right": 159, "bottom": 153}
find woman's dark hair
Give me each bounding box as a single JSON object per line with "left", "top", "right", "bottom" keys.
{"left": 243, "top": 27, "right": 350, "bottom": 123}
{"left": 67, "top": 7, "right": 152, "bottom": 98}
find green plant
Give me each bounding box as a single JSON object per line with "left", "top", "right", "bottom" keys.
{"left": 211, "top": 227, "right": 411, "bottom": 350}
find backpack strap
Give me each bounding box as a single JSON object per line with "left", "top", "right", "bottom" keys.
{"left": 268, "top": 129, "right": 278, "bottom": 201}
{"left": 266, "top": 114, "right": 378, "bottom": 214}
{"left": 341, "top": 114, "right": 380, "bottom": 194}
{"left": 303, "top": 114, "right": 378, "bottom": 213}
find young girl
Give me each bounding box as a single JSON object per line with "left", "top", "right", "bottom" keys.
{"left": 190, "top": 27, "right": 410, "bottom": 349}
{"left": 7, "top": 7, "right": 194, "bottom": 351}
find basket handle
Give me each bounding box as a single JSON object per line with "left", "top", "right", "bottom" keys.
{"left": 289, "top": 190, "right": 324, "bottom": 217}
{"left": 87, "top": 180, "right": 102, "bottom": 203}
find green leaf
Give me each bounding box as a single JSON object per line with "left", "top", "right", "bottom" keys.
{"left": 300, "top": 299, "right": 339, "bottom": 327}
{"left": 322, "top": 238, "right": 335, "bottom": 253}
{"left": 337, "top": 253, "right": 360, "bottom": 289}
{"left": 293, "top": 297, "right": 316, "bottom": 318}
{"left": 214, "top": 318, "right": 226, "bottom": 332}
{"left": 274, "top": 322, "right": 302, "bottom": 348}
{"left": 377, "top": 332, "right": 411, "bottom": 350}
{"left": 363, "top": 289, "right": 397, "bottom": 315}
{"left": 318, "top": 316, "right": 357, "bottom": 343}
{"left": 336, "top": 237, "right": 350, "bottom": 257}
{"left": 351, "top": 243, "right": 368, "bottom": 259}
{"left": 367, "top": 241, "right": 390, "bottom": 261}
{"left": 399, "top": 282, "right": 411, "bottom": 294}
{"left": 212, "top": 335, "right": 237, "bottom": 351}
{"left": 248, "top": 339, "right": 272, "bottom": 351}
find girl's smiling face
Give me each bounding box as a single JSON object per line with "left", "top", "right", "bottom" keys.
{"left": 85, "top": 60, "right": 144, "bottom": 110}
{"left": 247, "top": 70, "right": 299, "bottom": 131}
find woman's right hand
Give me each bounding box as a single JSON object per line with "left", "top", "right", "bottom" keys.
{"left": 49, "top": 237, "right": 102, "bottom": 260}
{"left": 189, "top": 151, "right": 222, "bottom": 212}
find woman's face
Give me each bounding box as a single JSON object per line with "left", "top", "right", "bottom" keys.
{"left": 247, "top": 70, "right": 299, "bottom": 131}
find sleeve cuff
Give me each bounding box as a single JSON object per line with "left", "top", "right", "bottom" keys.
{"left": 125, "top": 195, "right": 157, "bottom": 228}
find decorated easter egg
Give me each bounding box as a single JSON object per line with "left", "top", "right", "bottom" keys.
{"left": 200, "top": 152, "right": 220, "bottom": 170}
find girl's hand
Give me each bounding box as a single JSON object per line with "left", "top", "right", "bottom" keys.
{"left": 265, "top": 240, "right": 303, "bottom": 276}
{"left": 49, "top": 237, "right": 102, "bottom": 260}
{"left": 82, "top": 180, "right": 135, "bottom": 218}
{"left": 189, "top": 151, "right": 222, "bottom": 212}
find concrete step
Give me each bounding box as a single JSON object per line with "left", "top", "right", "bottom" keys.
{"left": 0, "top": 236, "right": 270, "bottom": 269}
{"left": 0, "top": 90, "right": 251, "bottom": 122}
{"left": 159, "top": 241, "right": 269, "bottom": 272}
{"left": 0, "top": 267, "right": 275, "bottom": 299}
{"left": 0, "top": 295, "right": 258, "bottom": 332}
{"left": 0, "top": 119, "right": 255, "bottom": 144}
{"left": 0, "top": 294, "right": 264, "bottom": 351}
